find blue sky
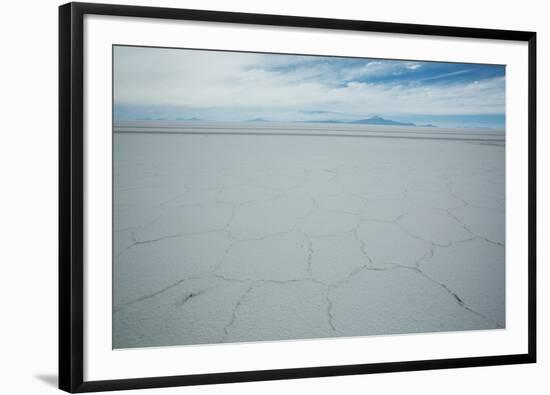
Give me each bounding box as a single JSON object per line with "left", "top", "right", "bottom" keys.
{"left": 114, "top": 46, "right": 505, "bottom": 128}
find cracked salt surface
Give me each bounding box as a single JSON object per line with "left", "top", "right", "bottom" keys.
{"left": 309, "top": 233, "right": 368, "bottom": 285}
{"left": 219, "top": 230, "right": 310, "bottom": 281}
{"left": 113, "top": 126, "right": 505, "bottom": 349}
{"left": 357, "top": 221, "right": 432, "bottom": 268}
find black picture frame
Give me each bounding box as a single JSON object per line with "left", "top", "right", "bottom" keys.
{"left": 59, "top": 2, "right": 537, "bottom": 392}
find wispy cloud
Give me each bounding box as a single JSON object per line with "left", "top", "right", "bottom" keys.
{"left": 418, "top": 69, "right": 472, "bottom": 82}
{"left": 114, "top": 46, "right": 505, "bottom": 125}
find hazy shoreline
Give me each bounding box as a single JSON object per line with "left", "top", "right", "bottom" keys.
{"left": 113, "top": 121, "right": 505, "bottom": 142}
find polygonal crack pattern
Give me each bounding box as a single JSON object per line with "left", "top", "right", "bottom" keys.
{"left": 113, "top": 133, "right": 505, "bottom": 348}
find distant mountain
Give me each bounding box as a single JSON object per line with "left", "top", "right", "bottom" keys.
{"left": 302, "top": 116, "right": 428, "bottom": 127}
{"left": 247, "top": 118, "right": 269, "bottom": 122}
{"left": 302, "top": 119, "right": 342, "bottom": 124}
{"left": 303, "top": 110, "right": 334, "bottom": 115}
{"left": 175, "top": 117, "right": 205, "bottom": 121}
{"left": 350, "top": 116, "right": 415, "bottom": 126}
{"left": 457, "top": 126, "right": 496, "bottom": 130}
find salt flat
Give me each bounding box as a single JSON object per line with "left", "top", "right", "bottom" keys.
{"left": 113, "top": 122, "right": 505, "bottom": 349}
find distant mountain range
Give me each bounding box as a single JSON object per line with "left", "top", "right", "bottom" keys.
{"left": 302, "top": 116, "right": 436, "bottom": 127}
{"left": 134, "top": 115, "right": 436, "bottom": 127}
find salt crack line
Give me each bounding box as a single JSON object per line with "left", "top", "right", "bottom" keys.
{"left": 446, "top": 209, "right": 505, "bottom": 247}
{"left": 306, "top": 238, "right": 314, "bottom": 274}
{"left": 325, "top": 289, "right": 337, "bottom": 333}
{"left": 404, "top": 265, "right": 502, "bottom": 327}
{"left": 117, "top": 277, "right": 188, "bottom": 309}
{"left": 222, "top": 286, "right": 254, "bottom": 339}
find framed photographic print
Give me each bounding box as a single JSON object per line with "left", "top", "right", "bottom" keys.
{"left": 59, "top": 2, "right": 536, "bottom": 392}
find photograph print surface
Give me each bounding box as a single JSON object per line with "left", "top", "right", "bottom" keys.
{"left": 112, "top": 45, "right": 505, "bottom": 349}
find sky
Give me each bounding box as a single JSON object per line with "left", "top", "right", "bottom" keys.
{"left": 114, "top": 45, "right": 505, "bottom": 128}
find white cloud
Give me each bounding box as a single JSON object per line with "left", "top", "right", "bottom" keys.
{"left": 114, "top": 46, "right": 504, "bottom": 118}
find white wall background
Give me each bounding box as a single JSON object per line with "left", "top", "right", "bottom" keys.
{"left": 0, "top": 0, "right": 546, "bottom": 393}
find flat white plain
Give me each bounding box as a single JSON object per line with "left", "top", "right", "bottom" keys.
{"left": 113, "top": 122, "right": 505, "bottom": 349}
